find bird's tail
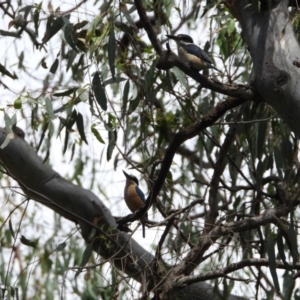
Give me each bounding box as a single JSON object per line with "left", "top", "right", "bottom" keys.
{"left": 141, "top": 213, "right": 148, "bottom": 238}
{"left": 142, "top": 223, "right": 145, "bottom": 238}
{"left": 211, "top": 64, "right": 223, "bottom": 73}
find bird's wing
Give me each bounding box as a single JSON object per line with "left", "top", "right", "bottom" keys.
{"left": 136, "top": 185, "right": 148, "bottom": 230}
{"left": 135, "top": 186, "right": 146, "bottom": 203}
{"left": 182, "top": 44, "right": 213, "bottom": 65}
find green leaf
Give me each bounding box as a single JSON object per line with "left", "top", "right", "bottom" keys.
{"left": 19, "top": 5, "right": 34, "bottom": 19}
{"left": 63, "top": 127, "right": 69, "bottom": 154}
{"left": 122, "top": 80, "right": 130, "bottom": 119}
{"left": 104, "top": 114, "right": 117, "bottom": 161}
{"left": 289, "top": 209, "right": 299, "bottom": 267}
{"left": 76, "top": 112, "right": 88, "bottom": 144}
{"left": 42, "top": 15, "right": 70, "bottom": 44}
{"left": 20, "top": 235, "right": 37, "bottom": 248}
{"left": 129, "top": 94, "right": 141, "bottom": 113}
{"left": 78, "top": 88, "right": 89, "bottom": 102}
{"left": 0, "top": 63, "right": 17, "bottom": 79}
{"left": 227, "top": 19, "right": 236, "bottom": 34}
{"left": 33, "top": 8, "right": 40, "bottom": 34}
{"left": 11, "top": 114, "right": 16, "bottom": 128}
{"left": 103, "top": 76, "right": 126, "bottom": 87}
{"left": 64, "top": 23, "right": 78, "bottom": 53}
{"left": 66, "top": 110, "right": 77, "bottom": 130}
{"left": 50, "top": 58, "right": 59, "bottom": 74}
{"left": 71, "top": 158, "right": 84, "bottom": 181}
{"left": 277, "top": 231, "right": 292, "bottom": 270}
{"left": 70, "top": 142, "right": 76, "bottom": 162}
{"left": 265, "top": 154, "right": 273, "bottom": 171}
{"left": 113, "top": 152, "right": 119, "bottom": 170}
{"left": 282, "top": 271, "right": 295, "bottom": 300}
{"left": 9, "top": 219, "right": 15, "bottom": 239}
{"left": 256, "top": 160, "right": 264, "bottom": 190}
{"left": 108, "top": 26, "right": 116, "bottom": 79}
{"left": 281, "top": 138, "right": 293, "bottom": 167}
{"left": 4, "top": 113, "right": 16, "bottom": 132}
{"left": 294, "top": 288, "right": 300, "bottom": 300}
{"left": 107, "top": 130, "right": 116, "bottom": 161}
{"left": 86, "top": 15, "right": 102, "bottom": 42}
{"left": 172, "top": 67, "right": 188, "bottom": 90}
{"left": 121, "top": 6, "right": 136, "bottom": 26}
{"left": 108, "top": 114, "right": 117, "bottom": 129}
{"left": 10, "top": 286, "right": 18, "bottom": 299}
{"left": 267, "top": 236, "right": 280, "bottom": 293}
{"left": 91, "top": 126, "right": 105, "bottom": 144}
{"left": 92, "top": 72, "right": 107, "bottom": 111}
{"left": 145, "top": 59, "right": 157, "bottom": 89}
{"left": 1, "top": 133, "right": 10, "bottom": 149}
{"left": 45, "top": 97, "right": 56, "bottom": 120}
{"left": 75, "top": 242, "right": 93, "bottom": 277}
{"left": 66, "top": 50, "right": 77, "bottom": 71}
{"left": 256, "top": 121, "right": 267, "bottom": 159}
{"left": 216, "top": 28, "right": 229, "bottom": 59}
{"left": 0, "top": 130, "right": 10, "bottom": 149}
{"left": 233, "top": 196, "right": 241, "bottom": 209}
{"left": 88, "top": 90, "right": 95, "bottom": 114}
{"left": 18, "top": 51, "right": 24, "bottom": 69}
{"left": 73, "top": 20, "right": 89, "bottom": 31}
{"left": 53, "top": 87, "right": 78, "bottom": 97}
{"left": 274, "top": 147, "right": 283, "bottom": 176}
{"left": 0, "top": 30, "right": 21, "bottom": 38}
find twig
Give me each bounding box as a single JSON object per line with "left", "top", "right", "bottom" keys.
{"left": 175, "top": 258, "right": 300, "bottom": 287}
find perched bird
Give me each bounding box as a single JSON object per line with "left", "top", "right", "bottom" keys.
{"left": 166, "top": 34, "right": 222, "bottom": 73}
{"left": 123, "top": 170, "right": 147, "bottom": 238}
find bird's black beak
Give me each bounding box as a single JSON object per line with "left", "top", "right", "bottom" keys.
{"left": 166, "top": 34, "right": 178, "bottom": 40}
{"left": 123, "top": 170, "right": 129, "bottom": 178}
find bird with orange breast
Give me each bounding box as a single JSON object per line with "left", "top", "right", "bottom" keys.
{"left": 123, "top": 170, "right": 147, "bottom": 238}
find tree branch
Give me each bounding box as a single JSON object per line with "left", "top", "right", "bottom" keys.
{"left": 0, "top": 128, "right": 151, "bottom": 283}
{"left": 206, "top": 109, "right": 242, "bottom": 232}
{"left": 134, "top": 0, "right": 254, "bottom": 100}
{"left": 176, "top": 258, "right": 300, "bottom": 287}
{"left": 0, "top": 128, "right": 247, "bottom": 300}
{"left": 134, "top": 0, "right": 163, "bottom": 55}
{"left": 117, "top": 97, "right": 247, "bottom": 228}
{"left": 162, "top": 205, "right": 290, "bottom": 297}
{"left": 157, "top": 50, "right": 255, "bottom": 99}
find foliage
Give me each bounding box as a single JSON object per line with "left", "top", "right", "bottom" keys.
{"left": 0, "top": 0, "right": 299, "bottom": 299}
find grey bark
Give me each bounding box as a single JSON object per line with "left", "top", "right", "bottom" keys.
{"left": 0, "top": 128, "right": 246, "bottom": 299}
{"left": 229, "top": 0, "right": 300, "bottom": 137}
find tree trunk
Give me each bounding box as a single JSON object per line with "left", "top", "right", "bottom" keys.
{"left": 229, "top": 0, "right": 300, "bottom": 137}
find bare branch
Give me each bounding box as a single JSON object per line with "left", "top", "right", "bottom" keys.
{"left": 176, "top": 258, "right": 300, "bottom": 286}
{"left": 162, "top": 205, "right": 290, "bottom": 297}
{"left": 206, "top": 110, "right": 241, "bottom": 232}
{"left": 134, "top": 0, "right": 163, "bottom": 55}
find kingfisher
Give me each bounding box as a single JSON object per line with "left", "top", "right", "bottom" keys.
{"left": 166, "top": 34, "right": 222, "bottom": 73}
{"left": 123, "top": 170, "right": 147, "bottom": 238}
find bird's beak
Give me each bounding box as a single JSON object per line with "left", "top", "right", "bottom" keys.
{"left": 123, "top": 170, "right": 129, "bottom": 178}
{"left": 166, "top": 34, "right": 178, "bottom": 40}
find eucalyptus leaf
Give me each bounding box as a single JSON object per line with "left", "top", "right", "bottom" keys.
{"left": 267, "top": 236, "right": 280, "bottom": 292}
{"left": 92, "top": 72, "right": 107, "bottom": 111}
{"left": 76, "top": 112, "right": 88, "bottom": 144}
